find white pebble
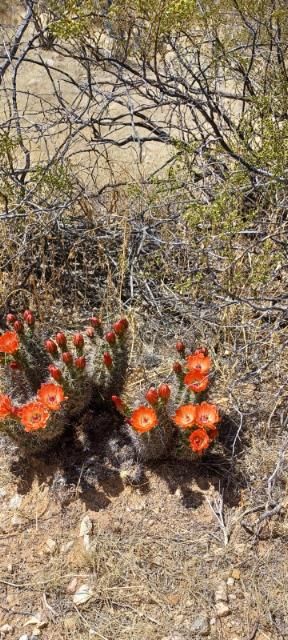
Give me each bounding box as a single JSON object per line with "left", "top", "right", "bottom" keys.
{"left": 215, "top": 580, "right": 228, "bottom": 603}
{"left": 216, "top": 601, "right": 230, "bottom": 618}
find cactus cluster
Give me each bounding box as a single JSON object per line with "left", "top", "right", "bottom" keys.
{"left": 0, "top": 311, "right": 221, "bottom": 464}
{"left": 0, "top": 310, "right": 129, "bottom": 453}
{"left": 112, "top": 342, "right": 221, "bottom": 463}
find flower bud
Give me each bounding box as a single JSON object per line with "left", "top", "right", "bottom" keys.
{"left": 158, "top": 383, "right": 171, "bottom": 401}
{"left": 145, "top": 387, "right": 159, "bottom": 405}
{"left": 103, "top": 352, "right": 112, "bottom": 368}
{"left": 113, "top": 318, "right": 129, "bottom": 335}
{"left": 73, "top": 333, "right": 84, "bottom": 349}
{"left": 105, "top": 331, "right": 116, "bottom": 345}
{"left": 62, "top": 351, "right": 73, "bottom": 365}
{"left": 10, "top": 360, "right": 21, "bottom": 370}
{"left": 89, "top": 316, "right": 102, "bottom": 328}
{"left": 112, "top": 395, "right": 125, "bottom": 412}
{"left": 6, "top": 313, "right": 16, "bottom": 325}
{"left": 45, "top": 339, "right": 57, "bottom": 354}
{"left": 86, "top": 326, "right": 95, "bottom": 338}
{"left": 173, "top": 361, "right": 183, "bottom": 374}
{"left": 48, "top": 365, "right": 62, "bottom": 381}
{"left": 176, "top": 340, "right": 185, "bottom": 353}
{"left": 23, "top": 309, "right": 35, "bottom": 325}
{"left": 55, "top": 332, "right": 67, "bottom": 348}
{"left": 120, "top": 318, "right": 129, "bottom": 330}
{"left": 75, "top": 356, "right": 86, "bottom": 369}
{"left": 14, "top": 320, "right": 24, "bottom": 334}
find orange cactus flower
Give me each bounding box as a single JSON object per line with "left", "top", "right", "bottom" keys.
{"left": 0, "top": 331, "right": 20, "bottom": 354}
{"left": 195, "top": 402, "right": 220, "bottom": 430}
{"left": 37, "top": 383, "right": 67, "bottom": 411}
{"left": 189, "top": 428, "right": 210, "bottom": 454}
{"left": 172, "top": 404, "right": 196, "bottom": 429}
{"left": 0, "top": 394, "right": 14, "bottom": 419}
{"left": 130, "top": 406, "right": 158, "bottom": 433}
{"left": 18, "top": 401, "right": 50, "bottom": 432}
{"left": 184, "top": 371, "right": 209, "bottom": 393}
{"left": 186, "top": 353, "right": 211, "bottom": 376}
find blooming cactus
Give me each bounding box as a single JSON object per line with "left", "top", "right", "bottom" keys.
{"left": 0, "top": 311, "right": 131, "bottom": 453}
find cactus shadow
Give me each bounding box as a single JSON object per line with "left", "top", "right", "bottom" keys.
{"left": 8, "top": 408, "right": 150, "bottom": 510}
{"left": 8, "top": 410, "right": 243, "bottom": 512}
{"left": 149, "top": 412, "right": 246, "bottom": 510}
{"left": 9, "top": 437, "right": 127, "bottom": 511}
{"left": 9, "top": 439, "right": 128, "bottom": 513}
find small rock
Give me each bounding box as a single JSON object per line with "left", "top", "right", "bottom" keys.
{"left": 24, "top": 614, "right": 47, "bottom": 629}
{"left": 174, "top": 614, "right": 184, "bottom": 624}
{"left": 31, "top": 629, "right": 41, "bottom": 637}
{"left": 227, "top": 577, "right": 234, "bottom": 587}
{"left": 73, "top": 584, "right": 93, "bottom": 605}
{"left": 216, "top": 601, "right": 230, "bottom": 618}
{"left": 166, "top": 593, "right": 181, "bottom": 605}
{"left": 229, "top": 594, "right": 237, "bottom": 601}
{"left": 19, "top": 635, "right": 29, "bottom": 640}
{"left": 0, "top": 624, "right": 14, "bottom": 634}
{"left": 24, "top": 616, "right": 41, "bottom": 627}
{"left": 134, "top": 502, "right": 146, "bottom": 511}
{"left": 63, "top": 616, "right": 77, "bottom": 631}
{"left": 11, "top": 514, "right": 24, "bottom": 527}
{"left": 7, "top": 564, "right": 13, "bottom": 573}
{"left": 45, "top": 538, "right": 57, "bottom": 554}
{"left": 9, "top": 494, "right": 22, "bottom": 509}
{"left": 83, "top": 533, "right": 90, "bottom": 551}
{"left": 215, "top": 580, "right": 228, "bottom": 603}
{"left": 190, "top": 612, "right": 210, "bottom": 636}
{"left": 210, "top": 617, "right": 216, "bottom": 625}
{"left": 61, "top": 541, "right": 74, "bottom": 553}
{"left": 231, "top": 568, "right": 241, "bottom": 580}
{"left": 79, "top": 515, "right": 93, "bottom": 537}
{"left": 0, "top": 488, "right": 7, "bottom": 498}
{"left": 66, "top": 577, "right": 78, "bottom": 594}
